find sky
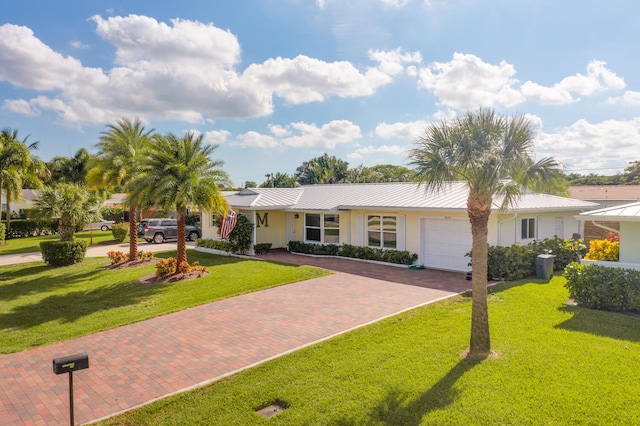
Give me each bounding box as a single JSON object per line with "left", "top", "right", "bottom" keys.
{"left": 2, "top": 0, "right": 640, "bottom": 187}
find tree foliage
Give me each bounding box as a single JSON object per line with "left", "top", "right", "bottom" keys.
{"left": 408, "top": 108, "right": 563, "bottom": 357}
{"left": 295, "top": 153, "right": 349, "bottom": 185}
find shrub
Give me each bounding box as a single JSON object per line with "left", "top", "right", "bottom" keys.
{"left": 111, "top": 225, "right": 128, "bottom": 242}
{"left": 564, "top": 262, "right": 640, "bottom": 312}
{"left": 0, "top": 222, "right": 5, "bottom": 245}
{"left": 1, "top": 219, "right": 59, "bottom": 239}
{"left": 584, "top": 239, "right": 619, "bottom": 261}
{"left": 101, "top": 207, "right": 125, "bottom": 223}
{"left": 196, "top": 238, "right": 235, "bottom": 253}
{"left": 470, "top": 237, "right": 586, "bottom": 281}
{"left": 107, "top": 251, "right": 129, "bottom": 264}
{"left": 253, "top": 243, "right": 272, "bottom": 255}
{"left": 40, "top": 240, "right": 87, "bottom": 266}
{"left": 155, "top": 257, "right": 207, "bottom": 277}
{"left": 287, "top": 241, "right": 418, "bottom": 265}
{"left": 210, "top": 213, "right": 254, "bottom": 254}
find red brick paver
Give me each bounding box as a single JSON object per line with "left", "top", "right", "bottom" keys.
{"left": 0, "top": 253, "right": 469, "bottom": 425}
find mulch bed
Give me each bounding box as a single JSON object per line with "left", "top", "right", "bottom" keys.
{"left": 104, "top": 259, "right": 209, "bottom": 284}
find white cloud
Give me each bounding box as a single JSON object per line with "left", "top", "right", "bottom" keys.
{"left": 68, "top": 40, "right": 89, "bottom": 49}
{"left": 347, "top": 144, "right": 406, "bottom": 160}
{"left": 521, "top": 60, "right": 625, "bottom": 104}
{"left": 0, "top": 18, "right": 407, "bottom": 126}
{"left": 235, "top": 120, "right": 361, "bottom": 149}
{"left": 417, "top": 52, "right": 525, "bottom": 110}
{"left": 536, "top": 118, "right": 640, "bottom": 173}
{"left": 379, "top": 0, "right": 410, "bottom": 7}
{"left": 203, "top": 130, "right": 231, "bottom": 144}
{"left": 2, "top": 99, "right": 40, "bottom": 116}
{"left": 375, "top": 120, "right": 428, "bottom": 139}
{"left": 606, "top": 90, "right": 640, "bottom": 105}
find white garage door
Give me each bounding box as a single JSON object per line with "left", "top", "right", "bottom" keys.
{"left": 421, "top": 218, "right": 473, "bottom": 272}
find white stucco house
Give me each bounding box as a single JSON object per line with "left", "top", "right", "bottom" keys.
{"left": 577, "top": 201, "right": 640, "bottom": 270}
{"left": 200, "top": 182, "right": 598, "bottom": 272}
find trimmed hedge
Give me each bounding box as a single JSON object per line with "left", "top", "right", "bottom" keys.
{"left": 472, "top": 237, "right": 586, "bottom": 281}
{"left": 288, "top": 241, "right": 418, "bottom": 266}
{"left": 40, "top": 240, "right": 88, "bottom": 266}
{"left": 253, "top": 243, "right": 272, "bottom": 255}
{"left": 196, "top": 238, "right": 235, "bottom": 253}
{"left": 0, "top": 222, "right": 5, "bottom": 245}
{"left": 564, "top": 262, "right": 640, "bottom": 313}
{"left": 1, "top": 219, "right": 59, "bottom": 239}
{"left": 111, "top": 225, "right": 128, "bottom": 242}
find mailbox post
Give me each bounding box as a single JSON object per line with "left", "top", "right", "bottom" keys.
{"left": 53, "top": 353, "right": 89, "bottom": 426}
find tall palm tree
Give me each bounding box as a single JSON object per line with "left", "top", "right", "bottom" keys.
{"left": 295, "top": 153, "right": 349, "bottom": 185}
{"left": 87, "top": 118, "right": 154, "bottom": 261}
{"left": 129, "top": 131, "right": 230, "bottom": 267}
{"left": 47, "top": 148, "right": 93, "bottom": 185}
{"left": 0, "top": 128, "right": 40, "bottom": 231}
{"left": 408, "top": 108, "right": 562, "bottom": 358}
{"left": 33, "top": 183, "right": 102, "bottom": 242}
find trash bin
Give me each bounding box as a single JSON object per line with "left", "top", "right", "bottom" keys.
{"left": 535, "top": 254, "right": 555, "bottom": 280}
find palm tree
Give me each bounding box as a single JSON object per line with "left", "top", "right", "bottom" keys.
{"left": 87, "top": 118, "right": 154, "bottom": 261}
{"left": 408, "top": 108, "right": 562, "bottom": 358}
{"left": 33, "top": 183, "right": 102, "bottom": 242}
{"left": 129, "top": 131, "right": 230, "bottom": 267}
{"left": 295, "top": 153, "right": 349, "bottom": 185}
{"left": 0, "top": 128, "right": 41, "bottom": 231}
{"left": 47, "top": 148, "right": 93, "bottom": 185}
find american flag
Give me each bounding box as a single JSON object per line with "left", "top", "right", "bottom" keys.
{"left": 220, "top": 211, "right": 238, "bottom": 239}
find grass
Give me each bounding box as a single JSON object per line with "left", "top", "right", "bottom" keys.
{"left": 0, "top": 230, "right": 133, "bottom": 255}
{"left": 99, "top": 276, "right": 640, "bottom": 425}
{"left": 0, "top": 250, "right": 328, "bottom": 353}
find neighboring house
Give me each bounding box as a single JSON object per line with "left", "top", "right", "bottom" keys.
{"left": 577, "top": 201, "right": 640, "bottom": 270}
{"left": 568, "top": 185, "right": 640, "bottom": 243}
{"left": 1, "top": 189, "right": 39, "bottom": 214}
{"left": 201, "top": 182, "right": 598, "bottom": 272}
{"left": 103, "top": 193, "right": 128, "bottom": 207}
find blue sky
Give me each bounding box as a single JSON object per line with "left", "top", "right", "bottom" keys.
{"left": 2, "top": 0, "right": 640, "bottom": 186}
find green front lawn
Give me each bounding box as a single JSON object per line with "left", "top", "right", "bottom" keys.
{"left": 100, "top": 276, "right": 640, "bottom": 425}
{"left": 0, "top": 230, "right": 132, "bottom": 255}
{"left": 0, "top": 250, "right": 328, "bottom": 353}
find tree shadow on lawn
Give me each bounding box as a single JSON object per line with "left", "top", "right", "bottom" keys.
{"left": 555, "top": 305, "right": 640, "bottom": 342}
{"left": 336, "top": 357, "right": 484, "bottom": 425}
{"left": 0, "top": 278, "right": 170, "bottom": 331}
{"left": 0, "top": 266, "right": 105, "bottom": 302}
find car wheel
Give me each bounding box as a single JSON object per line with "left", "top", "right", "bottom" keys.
{"left": 101, "top": 225, "right": 109, "bottom": 231}
{"left": 188, "top": 231, "right": 199, "bottom": 241}
{"left": 153, "top": 233, "right": 165, "bottom": 244}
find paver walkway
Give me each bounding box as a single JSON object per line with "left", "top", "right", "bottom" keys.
{"left": 0, "top": 251, "right": 469, "bottom": 425}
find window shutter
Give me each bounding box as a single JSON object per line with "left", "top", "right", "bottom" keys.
{"left": 397, "top": 214, "right": 406, "bottom": 250}
{"left": 357, "top": 214, "right": 364, "bottom": 246}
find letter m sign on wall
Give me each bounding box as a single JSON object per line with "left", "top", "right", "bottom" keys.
{"left": 256, "top": 212, "right": 269, "bottom": 228}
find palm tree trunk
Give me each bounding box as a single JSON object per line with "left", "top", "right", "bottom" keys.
{"left": 176, "top": 210, "right": 187, "bottom": 267}
{"left": 467, "top": 195, "right": 492, "bottom": 358}
{"left": 5, "top": 199, "right": 11, "bottom": 235}
{"left": 128, "top": 207, "right": 138, "bottom": 261}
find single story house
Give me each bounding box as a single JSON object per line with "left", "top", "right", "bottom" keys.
{"left": 568, "top": 185, "right": 640, "bottom": 243}
{"left": 201, "top": 182, "right": 598, "bottom": 272}
{"left": 577, "top": 201, "right": 640, "bottom": 270}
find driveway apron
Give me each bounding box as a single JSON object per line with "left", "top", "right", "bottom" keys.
{"left": 0, "top": 252, "right": 469, "bottom": 425}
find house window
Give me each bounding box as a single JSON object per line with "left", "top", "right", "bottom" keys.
{"left": 368, "top": 215, "right": 397, "bottom": 249}
{"left": 521, "top": 218, "right": 536, "bottom": 240}
{"left": 305, "top": 213, "right": 340, "bottom": 243}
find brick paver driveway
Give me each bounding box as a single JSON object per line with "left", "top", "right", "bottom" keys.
{"left": 0, "top": 251, "right": 469, "bottom": 425}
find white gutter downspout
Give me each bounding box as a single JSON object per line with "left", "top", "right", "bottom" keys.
{"left": 591, "top": 220, "right": 619, "bottom": 234}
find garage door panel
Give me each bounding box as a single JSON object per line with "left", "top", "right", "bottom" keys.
{"left": 422, "top": 218, "right": 472, "bottom": 271}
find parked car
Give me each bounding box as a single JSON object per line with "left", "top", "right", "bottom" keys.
{"left": 142, "top": 218, "right": 201, "bottom": 244}
{"left": 85, "top": 220, "right": 116, "bottom": 231}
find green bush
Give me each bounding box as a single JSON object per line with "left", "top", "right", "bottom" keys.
{"left": 196, "top": 238, "right": 235, "bottom": 253}
{"left": 111, "top": 225, "right": 128, "bottom": 242}
{"left": 0, "top": 222, "right": 5, "bottom": 245}
{"left": 101, "top": 207, "right": 125, "bottom": 223}
{"left": 470, "top": 237, "right": 586, "bottom": 281}
{"left": 253, "top": 243, "right": 272, "bottom": 255}
{"left": 40, "top": 240, "right": 87, "bottom": 266}
{"left": 212, "top": 213, "right": 254, "bottom": 254}
{"left": 288, "top": 241, "right": 418, "bottom": 265}
{"left": 564, "top": 262, "right": 640, "bottom": 312}
{"left": 1, "top": 219, "right": 59, "bottom": 239}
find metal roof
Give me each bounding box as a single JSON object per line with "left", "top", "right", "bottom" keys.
{"left": 578, "top": 201, "right": 640, "bottom": 221}
{"left": 225, "top": 182, "right": 598, "bottom": 213}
